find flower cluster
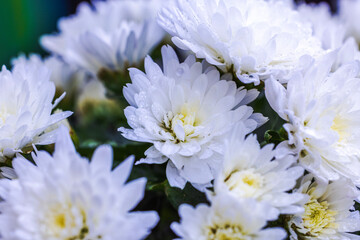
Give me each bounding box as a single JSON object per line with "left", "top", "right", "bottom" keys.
{"left": 1, "top": 0, "right": 360, "bottom": 239}
{"left": 158, "top": 0, "right": 324, "bottom": 84}
{"left": 0, "top": 127, "right": 159, "bottom": 239}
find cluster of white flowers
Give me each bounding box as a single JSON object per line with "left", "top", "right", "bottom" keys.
{"left": 2, "top": 0, "right": 360, "bottom": 239}
{"left": 158, "top": 0, "right": 325, "bottom": 84}
{"left": 156, "top": 0, "right": 360, "bottom": 239}
{"left": 0, "top": 127, "right": 159, "bottom": 239}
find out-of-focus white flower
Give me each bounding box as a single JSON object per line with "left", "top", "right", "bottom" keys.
{"left": 331, "top": 37, "right": 360, "bottom": 71}
{"left": 0, "top": 127, "right": 159, "bottom": 240}
{"left": 265, "top": 52, "right": 360, "bottom": 184}
{"left": 158, "top": 0, "right": 324, "bottom": 84}
{"left": 119, "top": 46, "right": 267, "bottom": 189}
{"left": 77, "top": 79, "right": 113, "bottom": 113}
{"left": 340, "top": 0, "right": 360, "bottom": 46}
{"left": 13, "top": 54, "right": 119, "bottom": 116}
{"left": 41, "top": 0, "right": 166, "bottom": 76}
{"left": 297, "top": 2, "right": 346, "bottom": 50}
{"left": 172, "top": 192, "right": 286, "bottom": 240}
{"left": 0, "top": 167, "right": 17, "bottom": 179}
{"left": 214, "top": 124, "right": 304, "bottom": 214}
{"left": 0, "top": 60, "right": 71, "bottom": 161}
{"left": 288, "top": 174, "right": 360, "bottom": 240}
{"left": 12, "top": 54, "right": 87, "bottom": 95}
{"left": 44, "top": 56, "right": 88, "bottom": 94}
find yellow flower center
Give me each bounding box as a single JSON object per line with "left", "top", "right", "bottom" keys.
{"left": 302, "top": 198, "right": 338, "bottom": 235}
{"left": 331, "top": 115, "right": 349, "bottom": 143}
{"left": 207, "top": 224, "right": 248, "bottom": 240}
{"left": 44, "top": 202, "right": 94, "bottom": 240}
{"left": 224, "top": 169, "right": 264, "bottom": 198}
{"left": 171, "top": 110, "right": 197, "bottom": 136}
{"left": 54, "top": 213, "right": 66, "bottom": 229}
{"left": 163, "top": 103, "right": 200, "bottom": 142}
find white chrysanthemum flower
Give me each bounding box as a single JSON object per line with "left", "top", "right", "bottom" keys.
{"left": 158, "top": 0, "right": 324, "bottom": 84}
{"left": 13, "top": 54, "right": 119, "bottom": 115}
{"left": 0, "top": 127, "right": 159, "bottom": 240}
{"left": 214, "top": 124, "right": 304, "bottom": 214}
{"left": 41, "top": 0, "right": 166, "bottom": 75}
{"left": 44, "top": 109, "right": 72, "bottom": 135}
{"left": 297, "top": 2, "right": 346, "bottom": 50}
{"left": 340, "top": 0, "right": 360, "bottom": 46}
{"left": 288, "top": 174, "right": 360, "bottom": 240}
{"left": 119, "top": 46, "right": 267, "bottom": 189}
{"left": 0, "top": 60, "right": 71, "bottom": 161}
{"left": 77, "top": 79, "right": 110, "bottom": 111}
{"left": 265, "top": 52, "right": 360, "bottom": 184}
{"left": 12, "top": 54, "right": 87, "bottom": 95}
{"left": 172, "top": 192, "right": 286, "bottom": 240}
{"left": 331, "top": 37, "right": 360, "bottom": 72}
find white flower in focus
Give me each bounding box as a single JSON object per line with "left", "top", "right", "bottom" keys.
{"left": 214, "top": 124, "right": 304, "bottom": 214}
{"left": 288, "top": 174, "right": 360, "bottom": 240}
{"left": 158, "top": 0, "right": 324, "bottom": 84}
{"left": 265, "top": 53, "right": 360, "bottom": 184}
{"left": 43, "top": 109, "right": 72, "bottom": 135}
{"left": 0, "top": 60, "right": 71, "bottom": 161}
{"left": 172, "top": 192, "right": 286, "bottom": 240}
{"left": 41, "top": 0, "right": 166, "bottom": 75}
{"left": 340, "top": 0, "right": 360, "bottom": 46}
{"left": 0, "top": 127, "right": 159, "bottom": 240}
{"left": 119, "top": 46, "right": 267, "bottom": 189}
{"left": 297, "top": 2, "right": 346, "bottom": 50}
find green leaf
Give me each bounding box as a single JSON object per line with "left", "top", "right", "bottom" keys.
{"left": 164, "top": 181, "right": 208, "bottom": 209}
{"left": 264, "top": 129, "right": 287, "bottom": 145}
{"left": 97, "top": 68, "right": 131, "bottom": 101}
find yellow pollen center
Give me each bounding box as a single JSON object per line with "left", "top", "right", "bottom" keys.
{"left": 171, "top": 111, "right": 196, "bottom": 133}
{"left": 44, "top": 203, "right": 94, "bottom": 240}
{"left": 225, "top": 169, "right": 264, "bottom": 198}
{"left": 302, "top": 198, "right": 338, "bottom": 235}
{"left": 54, "top": 214, "right": 66, "bottom": 229}
{"left": 207, "top": 224, "right": 247, "bottom": 240}
{"left": 331, "top": 116, "right": 349, "bottom": 142}
{"left": 163, "top": 103, "right": 200, "bottom": 142}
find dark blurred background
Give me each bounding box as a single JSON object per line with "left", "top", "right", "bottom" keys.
{"left": 0, "top": 0, "right": 89, "bottom": 66}
{"left": 295, "top": 0, "right": 337, "bottom": 12}
{"left": 0, "top": 0, "right": 336, "bottom": 67}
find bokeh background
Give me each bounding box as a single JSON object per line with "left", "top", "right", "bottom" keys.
{"left": 0, "top": 0, "right": 337, "bottom": 68}
{"left": 0, "top": 0, "right": 89, "bottom": 67}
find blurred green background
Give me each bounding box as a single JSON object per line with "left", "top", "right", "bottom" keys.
{"left": 0, "top": 0, "right": 88, "bottom": 67}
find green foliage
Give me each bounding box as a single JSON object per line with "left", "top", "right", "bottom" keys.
{"left": 264, "top": 128, "right": 288, "bottom": 146}
{"left": 97, "top": 68, "right": 131, "bottom": 101}
{"left": 164, "top": 182, "right": 208, "bottom": 209}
